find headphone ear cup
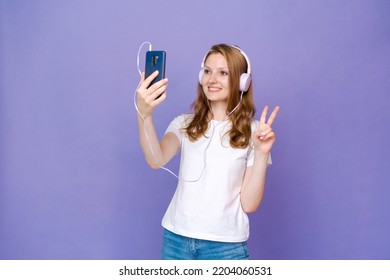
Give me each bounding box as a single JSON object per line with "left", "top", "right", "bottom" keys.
{"left": 239, "top": 73, "right": 252, "bottom": 92}
{"left": 198, "top": 69, "right": 204, "bottom": 85}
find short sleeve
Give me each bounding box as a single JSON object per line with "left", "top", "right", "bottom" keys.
{"left": 164, "top": 114, "right": 192, "bottom": 144}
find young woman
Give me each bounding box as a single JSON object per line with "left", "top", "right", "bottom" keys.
{"left": 136, "top": 44, "right": 279, "bottom": 260}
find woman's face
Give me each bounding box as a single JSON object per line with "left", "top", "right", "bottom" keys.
{"left": 201, "top": 53, "right": 230, "bottom": 104}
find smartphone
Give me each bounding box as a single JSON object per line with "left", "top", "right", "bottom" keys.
{"left": 145, "top": 50, "right": 166, "bottom": 89}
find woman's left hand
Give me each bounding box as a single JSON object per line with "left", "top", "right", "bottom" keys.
{"left": 252, "top": 105, "right": 280, "bottom": 154}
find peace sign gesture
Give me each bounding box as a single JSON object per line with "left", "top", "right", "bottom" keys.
{"left": 252, "top": 105, "right": 280, "bottom": 154}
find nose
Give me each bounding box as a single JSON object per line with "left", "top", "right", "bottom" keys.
{"left": 207, "top": 72, "right": 218, "bottom": 84}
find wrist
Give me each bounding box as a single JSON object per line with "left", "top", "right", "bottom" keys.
{"left": 137, "top": 112, "right": 154, "bottom": 125}
{"left": 136, "top": 109, "right": 152, "bottom": 120}
{"left": 254, "top": 150, "right": 270, "bottom": 162}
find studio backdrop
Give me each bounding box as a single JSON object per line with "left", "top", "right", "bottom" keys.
{"left": 1, "top": 0, "right": 389, "bottom": 259}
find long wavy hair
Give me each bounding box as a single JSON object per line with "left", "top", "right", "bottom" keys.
{"left": 185, "top": 44, "right": 256, "bottom": 148}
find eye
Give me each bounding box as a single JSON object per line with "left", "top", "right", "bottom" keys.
{"left": 220, "top": 71, "right": 229, "bottom": 76}
{"left": 203, "top": 69, "right": 211, "bottom": 74}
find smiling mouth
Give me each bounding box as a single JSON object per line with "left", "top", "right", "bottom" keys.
{"left": 207, "top": 86, "right": 221, "bottom": 92}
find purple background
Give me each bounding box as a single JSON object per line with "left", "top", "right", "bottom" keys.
{"left": 1, "top": 0, "right": 389, "bottom": 260}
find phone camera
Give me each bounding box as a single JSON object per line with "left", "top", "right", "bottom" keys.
{"left": 152, "top": 55, "right": 159, "bottom": 65}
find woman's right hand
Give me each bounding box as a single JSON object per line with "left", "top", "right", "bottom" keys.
{"left": 136, "top": 70, "right": 168, "bottom": 119}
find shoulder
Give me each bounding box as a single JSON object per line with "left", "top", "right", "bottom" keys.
{"left": 165, "top": 114, "right": 194, "bottom": 139}
{"left": 170, "top": 114, "right": 194, "bottom": 127}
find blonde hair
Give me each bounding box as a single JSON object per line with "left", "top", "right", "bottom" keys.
{"left": 185, "top": 44, "right": 256, "bottom": 148}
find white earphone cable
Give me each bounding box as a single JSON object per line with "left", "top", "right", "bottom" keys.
{"left": 227, "top": 92, "right": 244, "bottom": 116}
{"left": 134, "top": 41, "right": 214, "bottom": 182}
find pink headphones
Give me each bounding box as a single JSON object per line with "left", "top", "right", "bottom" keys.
{"left": 198, "top": 45, "right": 252, "bottom": 92}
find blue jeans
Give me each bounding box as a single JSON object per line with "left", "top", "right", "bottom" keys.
{"left": 161, "top": 229, "right": 249, "bottom": 260}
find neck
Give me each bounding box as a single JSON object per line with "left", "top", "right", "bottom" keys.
{"left": 208, "top": 102, "right": 228, "bottom": 121}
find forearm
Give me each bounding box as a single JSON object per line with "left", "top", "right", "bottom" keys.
{"left": 240, "top": 151, "right": 270, "bottom": 213}
{"left": 137, "top": 114, "right": 164, "bottom": 169}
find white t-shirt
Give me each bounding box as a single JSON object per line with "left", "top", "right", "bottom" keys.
{"left": 161, "top": 114, "right": 271, "bottom": 242}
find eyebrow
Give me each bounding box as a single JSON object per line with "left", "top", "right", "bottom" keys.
{"left": 204, "top": 65, "right": 229, "bottom": 71}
